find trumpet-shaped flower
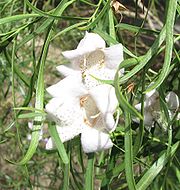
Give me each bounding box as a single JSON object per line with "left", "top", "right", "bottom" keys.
{"left": 134, "top": 90, "right": 179, "bottom": 127}
{"left": 58, "top": 32, "right": 124, "bottom": 89}
{"left": 45, "top": 74, "right": 118, "bottom": 153}
{"left": 45, "top": 32, "right": 124, "bottom": 153}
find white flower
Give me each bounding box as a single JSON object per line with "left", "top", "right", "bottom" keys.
{"left": 134, "top": 90, "right": 179, "bottom": 127}
{"left": 45, "top": 32, "right": 124, "bottom": 153}
{"left": 165, "top": 91, "right": 179, "bottom": 111}
{"left": 58, "top": 32, "right": 124, "bottom": 89}
{"left": 45, "top": 74, "right": 118, "bottom": 153}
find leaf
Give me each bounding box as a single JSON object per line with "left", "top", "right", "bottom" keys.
{"left": 51, "top": 21, "right": 87, "bottom": 41}
{"left": 16, "top": 0, "right": 73, "bottom": 50}
{"left": 85, "top": 153, "right": 95, "bottom": 190}
{"left": 93, "top": 28, "right": 137, "bottom": 58}
{"left": 62, "top": 143, "right": 70, "bottom": 190}
{"left": 48, "top": 124, "right": 69, "bottom": 164}
{"left": 124, "top": 111, "right": 137, "bottom": 190}
{"left": 17, "top": 0, "right": 73, "bottom": 165}
{"left": 18, "top": 112, "right": 45, "bottom": 119}
{"left": 119, "top": 26, "right": 166, "bottom": 84}
{"left": 80, "top": 0, "right": 110, "bottom": 30}
{"left": 114, "top": 69, "right": 143, "bottom": 119}
{"left": 136, "top": 142, "right": 180, "bottom": 190}
{"left": 133, "top": 69, "right": 146, "bottom": 156}
{"left": 25, "top": 0, "right": 82, "bottom": 20}
{"left": 108, "top": 8, "right": 116, "bottom": 44}
{"left": 4, "top": 50, "right": 30, "bottom": 87}
{"left": 0, "top": 14, "right": 39, "bottom": 25}
{"left": 145, "top": 0, "right": 178, "bottom": 92}
{"left": 17, "top": 24, "right": 52, "bottom": 165}
{"left": 116, "top": 23, "right": 159, "bottom": 35}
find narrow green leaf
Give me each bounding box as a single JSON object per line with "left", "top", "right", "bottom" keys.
{"left": 99, "top": 162, "right": 125, "bottom": 180}
{"left": 145, "top": 0, "right": 178, "bottom": 92}
{"left": 18, "top": 112, "right": 45, "bottom": 119}
{"left": 93, "top": 28, "right": 118, "bottom": 45}
{"left": 62, "top": 143, "right": 70, "bottom": 190}
{"left": 136, "top": 142, "right": 180, "bottom": 190}
{"left": 108, "top": 8, "right": 116, "bottom": 44}
{"left": 70, "top": 153, "right": 83, "bottom": 189}
{"left": 48, "top": 124, "right": 69, "bottom": 164}
{"left": 85, "top": 153, "right": 95, "bottom": 190}
{"left": 114, "top": 69, "right": 143, "bottom": 119}
{"left": 25, "top": 0, "right": 62, "bottom": 19}
{"left": 119, "top": 56, "right": 143, "bottom": 69}
{"left": 0, "top": 14, "right": 39, "bottom": 25}
{"left": 119, "top": 26, "right": 166, "bottom": 84}
{"left": 4, "top": 50, "right": 30, "bottom": 87}
{"left": 51, "top": 21, "right": 87, "bottom": 41}
{"left": 124, "top": 111, "right": 136, "bottom": 190}
{"left": 17, "top": 22, "right": 53, "bottom": 165}
{"left": 25, "top": 0, "right": 81, "bottom": 20}
{"left": 0, "top": 17, "right": 41, "bottom": 52}
{"left": 116, "top": 23, "right": 159, "bottom": 35}
{"left": 80, "top": 0, "right": 98, "bottom": 6}
{"left": 16, "top": 0, "right": 72, "bottom": 50}
{"left": 101, "top": 147, "right": 118, "bottom": 188}
{"left": 133, "top": 69, "right": 145, "bottom": 156}
{"left": 80, "top": 0, "right": 110, "bottom": 30}
{"left": 93, "top": 28, "right": 137, "bottom": 58}
{"left": 14, "top": 107, "right": 44, "bottom": 112}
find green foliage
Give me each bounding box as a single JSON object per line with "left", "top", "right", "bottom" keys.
{"left": 0, "top": 0, "right": 179, "bottom": 189}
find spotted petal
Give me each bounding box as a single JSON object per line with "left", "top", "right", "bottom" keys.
{"left": 45, "top": 96, "right": 85, "bottom": 150}
{"left": 81, "top": 126, "right": 113, "bottom": 153}
{"left": 46, "top": 122, "right": 84, "bottom": 150}
{"left": 46, "top": 97, "right": 84, "bottom": 127}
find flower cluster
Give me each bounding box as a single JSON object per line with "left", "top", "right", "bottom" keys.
{"left": 45, "top": 32, "right": 124, "bottom": 153}
{"left": 134, "top": 89, "right": 179, "bottom": 129}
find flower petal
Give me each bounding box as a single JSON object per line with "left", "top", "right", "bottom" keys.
{"left": 46, "top": 74, "right": 87, "bottom": 98}
{"left": 45, "top": 97, "right": 84, "bottom": 128}
{"left": 81, "top": 126, "right": 113, "bottom": 153}
{"left": 165, "top": 91, "right": 179, "bottom": 111}
{"left": 145, "top": 89, "right": 157, "bottom": 99}
{"left": 56, "top": 124, "right": 83, "bottom": 143}
{"left": 104, "top": 44, "right": 124, "bottom": 72}
{"left": 145, "top": 90, "right": 159, "bottom": 107}
{"left": 77, "top": 32, "right": 106, "bottom": 50}
{"left": 46, "top": 138, "right": 54, "bottom": 149}
{"left": 135, "top": 103, "right": 154, "bottom": 126}
{"left": 144, "top": 111, "right": 154, "bottom": 126}
{"left": 89, "top": 84, "right": 118, "bottom": 114}
{"left": 56, "top": 65, "right": 77, "bottom": 76}
{"left": 45, "top": 124, "right": 84, "bottom": 150}
{"left": 83, "top": 67, "right": 116, "bottom": 89}
{"left": 89, "top": 84, "right": 118, "bottom": 131}
{"left": 134, "top": 103, "right": 141, "bottom": 111}
{"left": 62, "top": 49, "right": 85, "bottom": 61}
{"left": 62, "top": 32, "right": 105, "bottom": 60}
{"left": 45, "top": 97, "right": 84, "bottom": 145}
{"left": 104, "top": 113, "right": 116, "bottom": 131}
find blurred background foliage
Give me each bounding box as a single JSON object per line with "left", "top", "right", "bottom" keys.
{"left": 0, "top": 0, "right": 180, "bottom": 189}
